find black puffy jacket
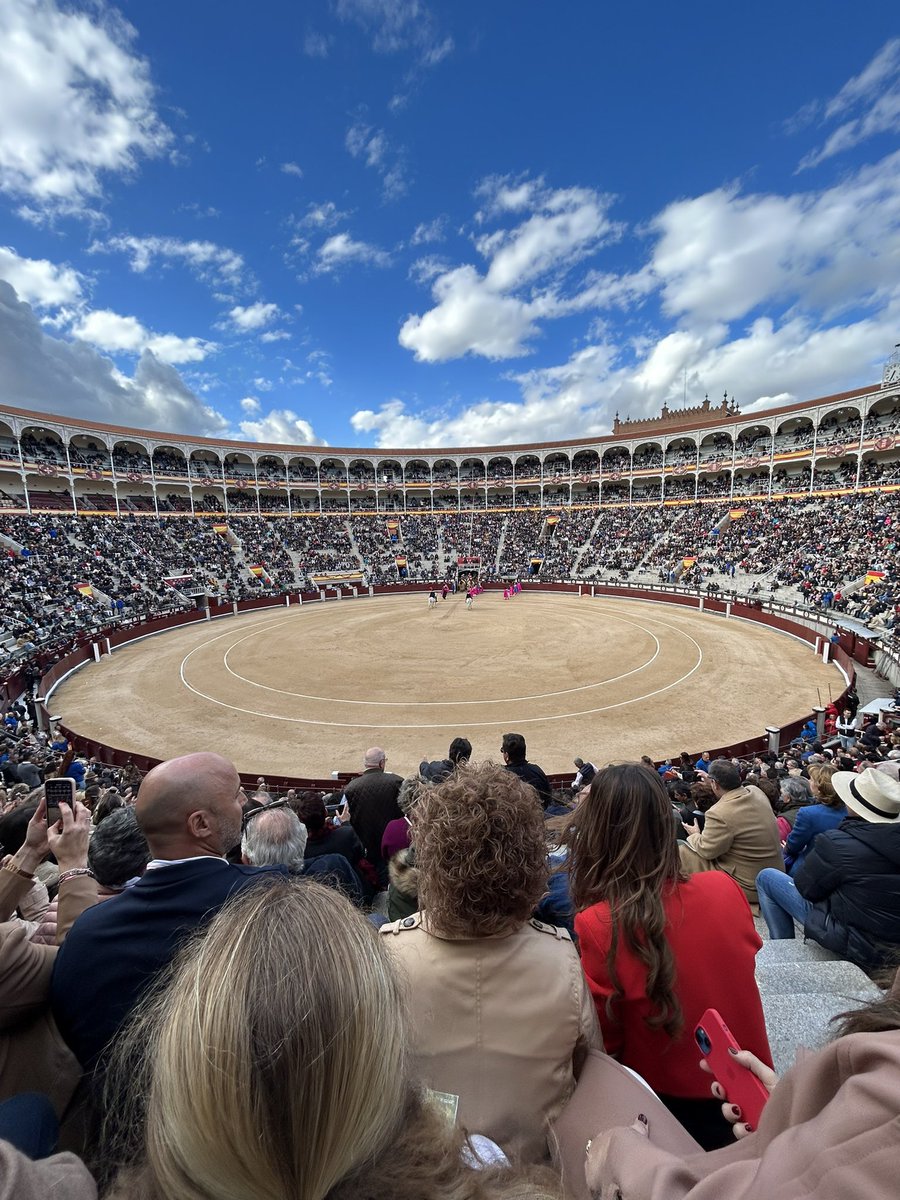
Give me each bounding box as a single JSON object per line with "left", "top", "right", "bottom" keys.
{"left": 794, "top": 818, "right": 900, "bottom": 971}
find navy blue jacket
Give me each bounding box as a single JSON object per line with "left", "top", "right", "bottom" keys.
{"left": 795, "top": 819, "right": 900, "bottom": 971}
{"left": 51, "top": 858, "right": 285, "bottom": 1069}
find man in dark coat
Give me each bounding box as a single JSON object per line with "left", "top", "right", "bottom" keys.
{"left": 756, "top": 767, "right": 900, "bottom": 972}
{"left": 501, "top": 731, "right": 553, "bottom": 808}
{"left": 340, "top": 746, "right": 402, "bottom": 885}
{"left": 51, "top": 752, "right": 284, "bottom": 1070}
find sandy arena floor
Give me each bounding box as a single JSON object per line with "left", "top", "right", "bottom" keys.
{"left": 52, "top": 592, "right": 844, "bottom": 779}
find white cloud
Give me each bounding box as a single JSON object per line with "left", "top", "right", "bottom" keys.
{"left": 315, "top": 232, "right": 392, "bottom": 273}
{"left": 408, "top": 254, "right": 451, "bottom": 284}
{"left": 651, "top": 151, "right": 900, "bottom": 323}
{"left": 240, "top": 396, "right": 261, "bottom": 413}
{"left": 227, "top": 301, "right": 280, "bottom": 331}
{"left": 0, "top": 279, "right": 229, "bottom": 435}
{"left": 345, "top": 119, "right": 409, "bottom": 200}
{"left": 238, "top": 407, "right": 321, "bottom": 445}
{"left": 92, "top": 235, "right": 246, "bottom": 288}
{"left": 399, "top": 177, "right": 621, "bottom": 362}
{"left": 260, "top": 329, "right": 291, "bottom": 343}
{"left": 280, "top": 161, "right": 304, "bottom": 178}
{"left": 379, "top": 152, "right": 900, "bottom": 446}
{"left": 292, "top": 200, "right": 351, "bottom": 232}
{"left": 410, "top": 216, "right": 446, "bottom": 245}
{"left": 798, "top": 39, "right": 900, "bottom": 170}
{"left": 0, "top": 0, "right": 172, "bottom": 219}
{"left": 333, "top": 0, "right": 453, "bottom": 67}
{"left": 303, "top": 31, "right": 332, "bottom": 57}
{"left": 72, "top": 309, "right": 215, "bottom": 364}
{"left": 0, "top": 245, "right": 82, "bottom": 308}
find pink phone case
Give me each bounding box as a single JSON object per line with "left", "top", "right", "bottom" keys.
{"left": 694, "top": 1007, "right": 770, "bottom": 1128}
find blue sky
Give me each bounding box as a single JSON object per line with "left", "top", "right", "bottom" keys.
{"left": 0, "top": 0, "right": 898, "bottom": 449}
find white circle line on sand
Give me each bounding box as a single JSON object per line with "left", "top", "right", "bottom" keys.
{"left": 177, "top": 607, "right": 704, "bottom": 730}
{"left": 215, "top": 607, "right": 663, "bottom": 705}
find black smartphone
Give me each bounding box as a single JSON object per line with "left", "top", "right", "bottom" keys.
{"left": 45, "top": 777, "right": 76, "bottom": 823}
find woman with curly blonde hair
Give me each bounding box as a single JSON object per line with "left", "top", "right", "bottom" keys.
{"left": 103, "top": 878, "right": 562, "bottom": 1200}
{"left": 380, "top": 762, "right": 601, "bottom": 1165}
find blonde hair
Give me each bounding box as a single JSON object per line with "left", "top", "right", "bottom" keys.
{"left": 808, "top": 762, "right": 841, "bottom": 808}
{"left": 105, "top": 879, "right": 561, "bottom": 1200}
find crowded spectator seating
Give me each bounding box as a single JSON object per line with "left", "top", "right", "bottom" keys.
{"left": 4, "top": 488, "right": 900, "bottom": 684}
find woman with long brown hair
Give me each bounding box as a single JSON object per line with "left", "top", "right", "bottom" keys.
{"left": 569, "top": 763, "right": 771, "bottom": 1150}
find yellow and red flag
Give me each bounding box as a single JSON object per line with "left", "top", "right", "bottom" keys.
{"left": 865, "top": 570, "right": 886, "bottom": 586}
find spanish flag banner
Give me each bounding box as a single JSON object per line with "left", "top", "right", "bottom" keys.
{"left": 546, "top": 515, "right": 561, "bottom": 526}
{"left": 395, "top": 556, "right": 407, "bottom": 568}
{"left": 682, "top": 557, "right": 697, "bottom": 570}
{"left": 75, "top": 582, "right": 93, "bottom": 597}
{"left": 212, "top": 524, "right": 228, "bottom": 534}
{"left": 249, "top": 565, "right": 265, "bottom": 578}
{"left": 729, "top": 508, "right": 747, "bottom": 519}
{"left": 386, "top": 520, "right": 399, "bottom": 532}
{"left": 865, "top": 570, "right": 886, "bottom": 586}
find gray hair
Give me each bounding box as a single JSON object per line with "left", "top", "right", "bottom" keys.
{"left": 241, "top": 807, "right": 308, "bottom": 871}
{"left": 780, "top": 776, "right": 811, "bottom": 806}
{"left": 88, "top": 807, "right": 150, "bottom": 888}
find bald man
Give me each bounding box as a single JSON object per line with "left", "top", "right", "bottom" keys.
{"left": 341, "top": 747, "right": 403, "bottom": 887}
{"left": 50, "top": 752, "right": 286, "bottom": 1071}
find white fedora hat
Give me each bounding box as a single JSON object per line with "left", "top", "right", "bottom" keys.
{"left": 833, "top": 768, "right": 900, "bottom": 824}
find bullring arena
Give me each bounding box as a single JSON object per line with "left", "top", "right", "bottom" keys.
{"left": 51, "top": 590, "right": 843, "bottom": 777}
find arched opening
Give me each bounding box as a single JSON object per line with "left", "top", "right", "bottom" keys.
{"left": 486, "top": 455, "right": 513, "bottom": 484}
{"left": 112, "top": 440, "right": 152, "bottom": 477}
{"left": 774, "top": 417, "right": 813, "bottom": 454}
{"left": 699, "top": 432, "right": 733, "bottom": 466}
{"left": 257, "top": 454, "right": 287, "bottom": 483}
{"left": 544, "top": 452, "right": 570, "bottom": 478}
{"left": 69, "top": 434, "right": 111, "bottom": 472}
{"left": 632, "top": 441, "right": 663, "bottom": 471}
{"left": 572, "top": 449, "right": 600, "bottom": 478}
{"left": 158, "top": 486, "right": 192, "bottom": 513}
{"left": 20, "top": 425, "right": 66, "bottom": 468}
{"left": 152, "top": 445, "right": 188, "bottom": 479}
{"left": 403, "top": 458, "right": 430, "bottom": 485}
{"left": 432, "top": 458, "right": 457, "bottom": 486}
{"left": 190, "top": 450, "right": 223, "bottom": 482}
{"left": 514, "top": 454, "right": 541, "bottom": 482}
{"left": 601, "top": 446, "right": 631, "bottom": 472}
{"left": 223, "top": 452, "right": 255, "bottom": 482}
{"left": 665, "top": 436, "right": 698, "bottom": 467}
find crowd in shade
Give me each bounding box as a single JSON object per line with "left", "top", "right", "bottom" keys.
{"left": 3, "top": 491, "right": 900, "bottom": 685}
{"left": 0, "top": 700, "right": 898, "bottom": 1197}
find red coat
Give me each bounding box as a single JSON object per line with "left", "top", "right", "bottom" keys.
{"left": 575, "top": 872, "right": 771, "bottom": 1099}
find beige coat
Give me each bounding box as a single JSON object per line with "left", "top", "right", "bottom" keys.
{"left": 0, "top": 1138, "right": 96, "bottom": 1199}
{"left": 680, "top": 784, "right": 784, "bottom": 901}
{"left": 0, "top": 869, "right": 96, "bottom": 1115}
{"left": 591, "top": 1029, "right": 900, "bottom": 1199}
{"left": 381, "top": 913, "right": 602, "bottom": 1163}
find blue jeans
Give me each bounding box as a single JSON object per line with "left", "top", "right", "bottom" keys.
{"left": 756, "top": 868, "right": 812, "bottom": 940}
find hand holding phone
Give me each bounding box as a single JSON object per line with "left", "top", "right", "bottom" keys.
{"left": 695, "top": 1009, "right": 772, "bottom": 1131}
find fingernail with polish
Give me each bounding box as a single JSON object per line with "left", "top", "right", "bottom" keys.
{"left": 637, "top": 1113, "right": 648, "bottom": 1125}
{"left": 728, "top": 1046, "right": 738, "bottom": 1056}
{"left": 731, "top": 1105, "right": 741, "bottom": 1117}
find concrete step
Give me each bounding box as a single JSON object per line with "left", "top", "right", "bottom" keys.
{"left": 756, "top": 956, "right": 881, "bottom": 1075}
{"left": 755, "top": 938, "right": 840, "bottom": 965}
